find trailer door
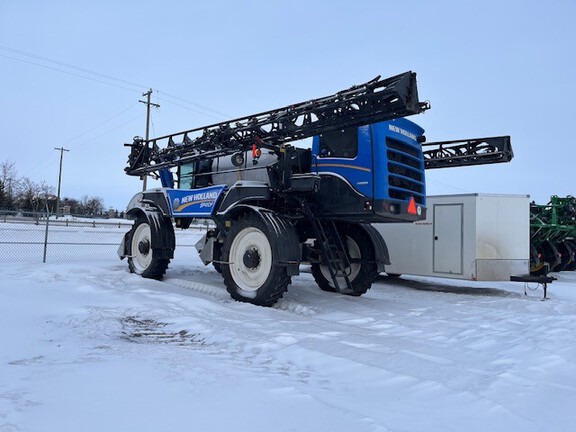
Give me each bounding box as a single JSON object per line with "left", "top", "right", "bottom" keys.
{"left": 433, "top": 204, "right": 463, "bottom": 274}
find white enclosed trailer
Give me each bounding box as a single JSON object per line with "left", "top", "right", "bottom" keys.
{"left": 374, "top": 194, "right": 530, "bottom": 281}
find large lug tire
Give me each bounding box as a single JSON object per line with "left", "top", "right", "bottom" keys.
{"left": 127, "top": 216, "right": 172, "bottom": 280}
{"left": 221, "top": 213, "right": 295, "bottom": 307}
{"left": 311, "top": 224, "right": 378, "bottom": 296}
{"left": 212, "top": 236, "right": 223, "bottom": 273}
{"left": 212, "top": 262, "right": 223, "bottom": 274}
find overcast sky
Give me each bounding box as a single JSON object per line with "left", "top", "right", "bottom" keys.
{"left": 1, "top": 0, "right": 575, "bottom": 209}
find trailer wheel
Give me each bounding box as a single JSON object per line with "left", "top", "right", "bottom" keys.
{"left": 127, "top": 216, "right": 171, "bottom": 280}
{"left": 311, "top": 225, "right": 378, "bottom": 296}
{"left": 221, "top": 213, "right": 293, "bottom": 306}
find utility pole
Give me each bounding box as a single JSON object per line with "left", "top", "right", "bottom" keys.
{"left": 139, "top": 89, "right": 160, "bottom": 191}
{"left": 54, "top": 147, "right": 69, "bottom": 216}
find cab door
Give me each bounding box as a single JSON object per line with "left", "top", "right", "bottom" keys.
{"left": 311, "top": 125, "right": 373, "bottom": 199}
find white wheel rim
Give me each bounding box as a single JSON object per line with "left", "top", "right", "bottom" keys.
{"left": 320, "top": 236, "right": 361, "bottom": 288}
{"left": 229, "top": 227, "right": 272, "bottom": 292}
{"left": 131, "top": 223, "right": 152, "bottom": 273}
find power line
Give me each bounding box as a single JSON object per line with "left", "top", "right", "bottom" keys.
{"left": 70, "top": 112, "right": 145, "bottom": 150}
{"left": 28, "top": 112, "right": 145, "bottom": 186}
{"left": 63, "top": 103, "right": 140, "bottom": 147}
{"left": 156, "top": 91, "right": 230, "bottom": 119}
{"left": 0, "top": 52, "right": 142, "bottom": 94}
{"left": 0, "top": 44, "right": 147, "bottom": 91}
{"left": 64, "top": 104, "right": 138, "bottom": 145}
{"left": 28, "top": 104, "right": 142, "bottom": 174}
{"left": 154, "top": 96, "right": 224, "bottom": 121}
{"left": 0, "top": 44, "right": 231, "bottom": 120}
{"left": 1, "top": 44, "right": 237, "bottom": 186}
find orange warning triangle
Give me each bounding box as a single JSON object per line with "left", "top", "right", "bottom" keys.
{"left": 407, "top": 197, "right": 417, "bottom": 214}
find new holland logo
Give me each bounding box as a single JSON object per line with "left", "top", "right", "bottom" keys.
{"left": 173, "top": 191, "right": 219, "bottom": 212}
{"left": 388, "top": 124, "right": 417, "bottom": 141}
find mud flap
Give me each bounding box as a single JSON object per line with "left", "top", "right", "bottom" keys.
{"left": 117, "top": 232, "right": 130, "bottom": 260}
{"left": 119, "top": 208, "right": 176, "bottom": 261}
{"left": 359, "top": 223, "right": 390, "bottom": 272}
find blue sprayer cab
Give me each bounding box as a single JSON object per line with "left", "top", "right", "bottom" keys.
{"left": 312, "top": 118, "right": 426, "bottom": 222}
{"left": 155, "top": 118, "right": 427, "bottom": 224}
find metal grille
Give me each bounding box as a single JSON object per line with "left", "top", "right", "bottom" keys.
{"left": 386, "top": 138, "right": 425, "bottom": 204}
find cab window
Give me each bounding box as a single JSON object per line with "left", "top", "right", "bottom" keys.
{"left": 319, "top": 128, "right": 358, "bottom": 158}
{"left": 178, "top": 163, "right": 195, "bottom": 189}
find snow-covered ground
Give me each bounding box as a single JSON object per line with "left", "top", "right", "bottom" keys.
{"left": 1, "top": 227, "right": 575, "bottom": 432}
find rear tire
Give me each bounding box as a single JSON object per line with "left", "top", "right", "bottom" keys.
{"left": 127, "top": 216, "right": 172, "bottom": 280}
{"left": 221, "top": 213, "right": 295, "bottom": 306}
{"left": 311, "top": 224, "right": 378, "bottom": 296}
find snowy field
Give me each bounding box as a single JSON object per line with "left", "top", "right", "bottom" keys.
{"left": 1, "top": 226, "right": 576, "bottom": 432}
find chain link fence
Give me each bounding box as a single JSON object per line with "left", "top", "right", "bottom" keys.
{"left": 0, "top": 210, "right": 205, "bottom": 264}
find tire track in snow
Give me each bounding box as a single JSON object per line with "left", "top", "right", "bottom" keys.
{"left": 49, "top": 266, "right": 576, "bottom": 429}
{"left": 163, "top": 277, "right": 320, "bottom": 316}
{"left": 162, "top": 275, "right": 462, "bottom": 397}
{"left": 165, "top": 277, "right": 230, "bottom": 301}
{"left": 82, "top": 267, "right": 576, "bottom": 422}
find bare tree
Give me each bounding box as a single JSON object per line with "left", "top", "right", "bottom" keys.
{"left": 18, "top": 177, "right": 42, "bottom": 212}
{"left": 78, "top": 195, "right": 105, "bottom": 215}
{"left": 1, "top": 160, "right": 106, "bottom": 215}
{"left": 0, "top": 179, "right": 5, "bottom": 209}
{"left": 0, "top": 160, "right": 18, "bottom": 209}
{"left": 0, "top": 160, "right": 17, "bottom": 183}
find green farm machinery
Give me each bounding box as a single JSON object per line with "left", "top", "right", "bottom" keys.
{"left": 530, "top": 195, "right": 576, "bottom": 274}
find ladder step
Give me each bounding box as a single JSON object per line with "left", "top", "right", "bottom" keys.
{"left": 312, "top": 218, "right": 353, "bottom": 294}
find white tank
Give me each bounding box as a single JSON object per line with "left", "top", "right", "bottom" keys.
{"left": 210, "top": 150, "right": 278, "bottom": 187}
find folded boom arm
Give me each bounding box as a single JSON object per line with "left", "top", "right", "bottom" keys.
{"left": 125, "top": 71, "right": 429, "bottom": 176}
{"left": 423, "top": 136, "right": 513, "bottom": 169}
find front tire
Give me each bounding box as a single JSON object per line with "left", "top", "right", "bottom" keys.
{"left": 221, "top": 213, "right": 295, "bottom": 306}
{"left": 127, "top": 216, "right": 172, "bottom": 279}
{"left": 311, "top": 224, "right": 378, "bottom": 296}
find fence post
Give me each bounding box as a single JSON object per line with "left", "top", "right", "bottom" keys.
{"left": 43, "top": 205, "right": 50, "bottom": 263}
